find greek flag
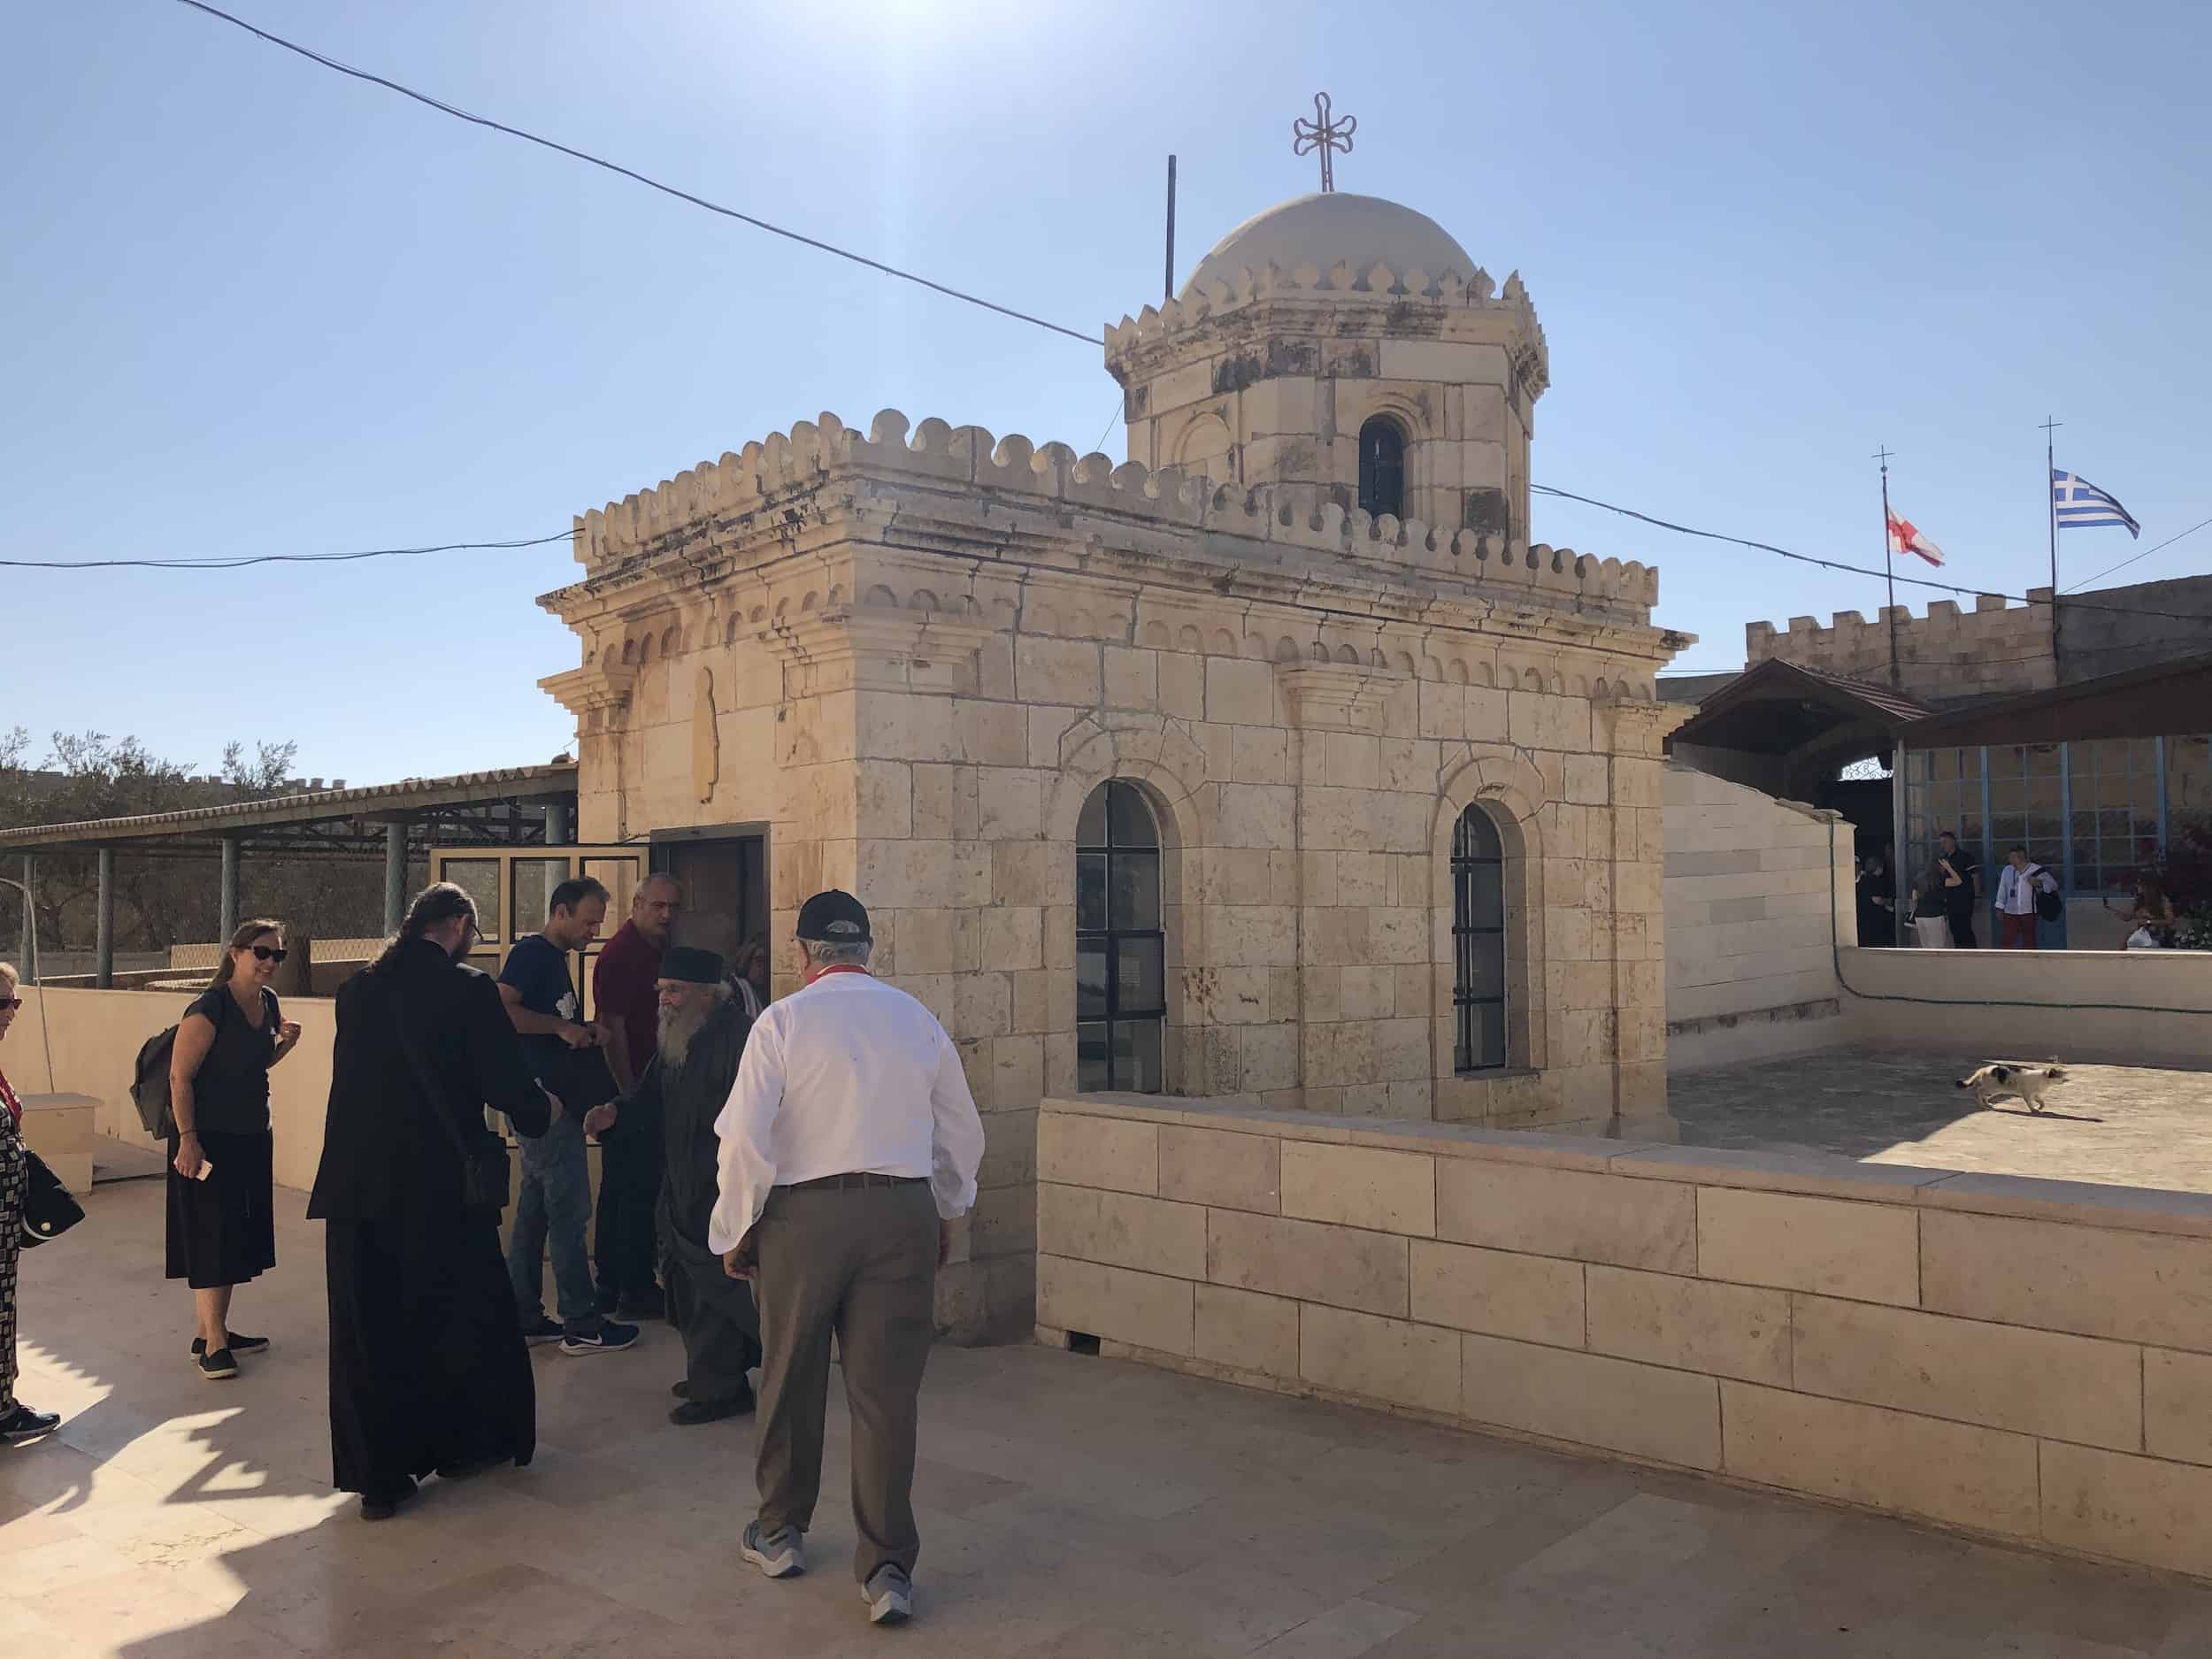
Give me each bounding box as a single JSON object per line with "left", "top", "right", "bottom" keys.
{"left": 2052, "top": 469, "right": 2140, "bottom": 538}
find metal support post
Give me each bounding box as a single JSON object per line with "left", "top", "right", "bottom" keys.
{"left": 384, "top": 821, "right": 408, "bottom": 934}
{"left": 16, "top": 855, "right": 32, "bottom": 979}
{"left": 1891, "top": 740, "right": 1909, "bottom": 947}
{"left": 96, "top": 847, "right": 115, "bottom": 987}
{"left": 219, "top": 834, "right": 241, "bottom": 944}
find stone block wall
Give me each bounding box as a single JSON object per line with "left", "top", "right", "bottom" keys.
{"left": 1837, "top": 944, "right": 2212, "bottom": 1065}
{"left": 1663, "top": 764, "right": 1855, "bottom": 1071}
{"left": 540, "top": 414, "right": 1689, "bottom": 1340}
{"left": 2055, "top": 572, "right": 2212, "bottom": 685}
{"left": 1746, "top": 593, "right": 2055, "bottom": 705}
{"left": 1038, "top": 1094, "right": 2212, "bottom": 1581}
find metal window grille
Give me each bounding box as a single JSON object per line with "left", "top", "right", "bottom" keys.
{"left": 1451, "top": 803, "right": 1507, "bottom": 1072}
{"left": 1076, "top": 780, "right": 1165, "bottom": 1093}
{"left": 1357, "top": 417, "right": 1406, "bottom": 520}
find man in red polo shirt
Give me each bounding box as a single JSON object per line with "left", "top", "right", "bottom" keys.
{"left": 589, "top": 872, "right": 681, "bottom": 1318}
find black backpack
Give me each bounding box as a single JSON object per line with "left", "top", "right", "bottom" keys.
{"left": 2032, "top": 865, "right": 2063, "bottom": 923}
{"left": 130, "top": 990, "right": 227, "bottom": 1139}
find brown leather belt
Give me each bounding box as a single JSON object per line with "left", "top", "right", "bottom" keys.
{"left": 779, "top": 1172, "right": 927, "bottom": 1192}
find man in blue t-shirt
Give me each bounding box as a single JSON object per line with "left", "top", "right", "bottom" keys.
{"left": 497, "top": 877, "right": 640, "bottom": 1355}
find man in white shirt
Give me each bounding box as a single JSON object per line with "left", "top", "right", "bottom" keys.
{"left": 1993, "top": 845, "right": 2059, "bottom": 950}
{"left": 710, "top": 889, "right": 985, "bottom": 1627}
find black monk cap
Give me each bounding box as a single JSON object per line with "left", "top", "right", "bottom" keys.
{"left": 660, "top": 945, "right": 725, "bottom": 985}
{"left": 796, "top": 889, "right": 871, "bottom": 943}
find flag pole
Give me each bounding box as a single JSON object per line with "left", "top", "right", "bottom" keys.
{"left": 1876, "top": 444, "right": 1900, "bottom": 691}
{"left": 2039, "top": 416, "right": 2062, "bottom": 672}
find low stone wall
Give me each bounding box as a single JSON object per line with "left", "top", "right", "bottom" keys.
{"left": 1839, "top": 944, "right": 2212, "bottom": 1064}
{"left": 1037, "top": 1093, "right": 2212, "bottom": 1580}
{"left": 1663, "top": 764, "right": 1853, "bottom": 1071}
{"left": 11, "top": 985, "right": 338, "bottom": 1192}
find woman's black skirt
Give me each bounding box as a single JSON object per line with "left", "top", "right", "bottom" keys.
{"left": 165, "top": 1128, "right": 276, "bottom": 1289}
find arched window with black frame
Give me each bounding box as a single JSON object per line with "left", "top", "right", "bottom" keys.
{"left": 1357, "top": 416, "right": 1407, "bottom": 520}
{"left": 1076, "top": 780, "right": 1165, "bottom": 1093}
{"left": 1452, "top": 803, "right": 1509, "bottom": 1072}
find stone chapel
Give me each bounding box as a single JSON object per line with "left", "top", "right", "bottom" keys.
{"left": 538, "top": 186, "right": 1690, "bottom": 1339}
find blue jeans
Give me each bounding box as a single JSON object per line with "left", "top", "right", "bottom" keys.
{"left": 505, "top": 1110, "right": 599, "bottom": 1335}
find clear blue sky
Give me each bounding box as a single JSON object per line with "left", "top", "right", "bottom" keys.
{"left": 7, "top": 0, "right": 2206, "bottom": 787}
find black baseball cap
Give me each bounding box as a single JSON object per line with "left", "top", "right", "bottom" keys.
{"left": 796, "top": 889, "right": 871, "bottom": 943}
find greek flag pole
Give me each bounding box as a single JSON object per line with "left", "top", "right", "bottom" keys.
{"left": 2040, "top": 416, "right": 2062, "bottom": 660}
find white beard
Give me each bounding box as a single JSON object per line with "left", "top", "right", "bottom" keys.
{"left": 658, "top": 999, "right": 714, "bottom": 1067}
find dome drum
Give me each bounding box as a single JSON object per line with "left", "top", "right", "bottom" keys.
{"left": 1108, "top": 191, "right": 1543, "bottom": 555}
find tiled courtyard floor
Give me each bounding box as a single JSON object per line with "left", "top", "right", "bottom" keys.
{"left": 1673, "top": 1048, "right": 2212, "bottom": 1194}
{"left": 11, "top": 1180, "right": 2212, "bottom": 1656}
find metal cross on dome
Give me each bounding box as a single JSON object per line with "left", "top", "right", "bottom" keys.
{"left": 1292, "top": 92, "right": 1356, "bottom": 193}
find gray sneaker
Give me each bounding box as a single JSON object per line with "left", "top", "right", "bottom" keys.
{"left": 861, "top": 1564, "right": 913, "bottom": 1624}
{"left": 741, "top": 1520, "right": 805, "bottom": 1579}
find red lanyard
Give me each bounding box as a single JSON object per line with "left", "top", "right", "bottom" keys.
{"left": 803, "top": 965, "right": 872, "bottom": 987}
{"left": 0, "top": 1069, "right": 19, "bottom": 1129}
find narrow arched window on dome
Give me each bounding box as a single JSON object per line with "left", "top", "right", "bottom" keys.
{"left": 1357, "top": 417, "right": 1406, "bottom": 519}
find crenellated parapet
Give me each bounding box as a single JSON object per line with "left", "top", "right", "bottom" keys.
{"left": 1746, "top": 589, "right": 2057, "bottom": 705}
{"left": 566, "top": 408, "right": 1655, "bottom": 616}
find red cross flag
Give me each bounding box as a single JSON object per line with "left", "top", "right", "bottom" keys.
{"left": 1886, "top": 508, "right": 1945, "bottom": 567}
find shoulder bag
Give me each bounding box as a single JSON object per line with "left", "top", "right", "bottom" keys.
{"left": 19, "top": 1145, "right": 86, "bottom": 1248}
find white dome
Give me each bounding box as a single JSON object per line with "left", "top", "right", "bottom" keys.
{"left": 1182, "top": 192, "right": 1476, "bottom": 298}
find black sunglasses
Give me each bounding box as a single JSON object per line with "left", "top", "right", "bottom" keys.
{"left": 249, "top": 945, "right": 288, "bottom": 964}
{"left": 0, "top": 996, "right": 20, "bottom": 1010}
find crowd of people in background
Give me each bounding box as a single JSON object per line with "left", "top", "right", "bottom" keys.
{"left": 1856, "top": 829, "right": 2183, "bottom": 951}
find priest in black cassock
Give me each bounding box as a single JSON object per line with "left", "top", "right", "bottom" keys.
{"left": 595, "top": 945, "right": 759, "bottom": 1424}
{"left": 308, "top": 883, "right": 556, "bottom": 1520}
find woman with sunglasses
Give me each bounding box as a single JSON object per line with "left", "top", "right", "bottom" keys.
{"left": 169, "top": 919, "right": 301, "bottom": 1380}
{"left": 0, "top": 961, "right": 64, "bottom": 1441}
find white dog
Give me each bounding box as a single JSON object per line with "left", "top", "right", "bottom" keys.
{"left": 1956, "top": 1063, "right": 2070, "bottom": 1114}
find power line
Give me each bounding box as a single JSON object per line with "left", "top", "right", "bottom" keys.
{"left": 2064, "top": 514, "right": 2212, "bottom": 593}
{"left": 93, "top": 4, "right": 2212, "bottom": 613}
{"left": 171, "top": 0, "right": 1097, "bottom": 346}
{"left": 0, "top": 533, "right": 571, "bottom": 572}
{"left": 1532, "top": 483, "right": 2198, "bottom": 626}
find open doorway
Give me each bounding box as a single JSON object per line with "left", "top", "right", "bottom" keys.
{"left": 650, "top": 822, "right": 768, "bottom": 971}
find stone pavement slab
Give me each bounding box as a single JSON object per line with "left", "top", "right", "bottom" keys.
{"left": 7, "top": 1180, "right": 2212, "bottom": 1656}
{"left": 1673, "top": 1048, "right": 2212, "bottom": 1195}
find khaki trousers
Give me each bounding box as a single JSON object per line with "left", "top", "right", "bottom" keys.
{"left": 752, "top": 1179, "right": 937, "bottom": 1581}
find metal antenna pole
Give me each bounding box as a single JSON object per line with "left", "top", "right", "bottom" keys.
{"left": 1164, "top": 155, "right": 1177, "bottom": 303}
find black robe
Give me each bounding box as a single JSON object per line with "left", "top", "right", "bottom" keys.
{"left": 307, "top": 939, "right": 549, "bottom": 1497}
{"left": 607, "top": 998, "right": 760, "bottom": 1394}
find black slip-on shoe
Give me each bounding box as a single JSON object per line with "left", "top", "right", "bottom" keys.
{"left": 669, "top": 1386, "right": 754, "bottom": 1427}
{"left": 358, "top": 1480, "right": 416, "bottom": 1522}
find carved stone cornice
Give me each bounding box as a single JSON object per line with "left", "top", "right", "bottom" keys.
{"left": 752, "top": 607, "right": 998, "bottom": 696}
{"left": 1597, "top": 697, "right": 1690, "bottom": 757}
{"left": 1274, "top": 664, "right": 1402, "bottom": 733}
{"left": 539, "top": 663, "right": 638, "bottom": 731}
